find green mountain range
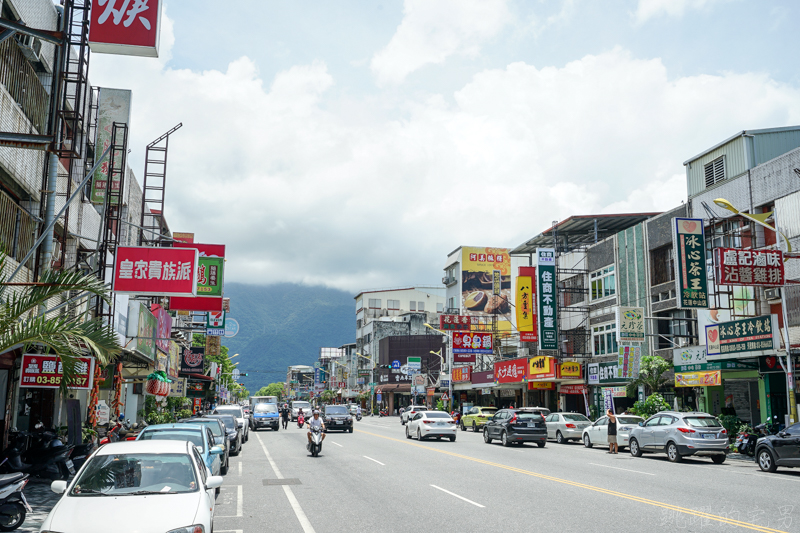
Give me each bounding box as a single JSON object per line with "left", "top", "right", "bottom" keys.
{"left": 220, "top": 282, "right": 354, "bottom": 392}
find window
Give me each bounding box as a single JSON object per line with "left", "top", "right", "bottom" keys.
{"left": 387, "top": 299, "right": 400, "bottom": 310}
{"left": 704, "top": 156, "right": 725, "bottom": 187}
{"left": 656, "top": 309, "right": 696, "bottom": 349}
{"left": 368, "top": 298, "right": 381, "bottom": 309}
{"left": 562, "top": 274, "right": 585, "bottom": 305}
{"left": 592, "top": 324, "right": 618, "bottom": 356}
{"left": 437, "top": 303, "right": 443, "bottom": 313}
{"left": 448, "top": 297, "right": 457, "bottom": 310}
{"left": 409, "top": 301, "right": 416, "bottom": 311}
{"left": 650, "top": 245, "right": 675, "bottom": 286}
{"left": 590, "top": 266, "right": 615, "bottom": 300}
{"left": 418, "top": 301, "right": 424, "bottom": 311}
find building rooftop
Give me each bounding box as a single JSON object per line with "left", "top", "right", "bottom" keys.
{"left": 682, "top": 125, "right": 800, "bottom": 165}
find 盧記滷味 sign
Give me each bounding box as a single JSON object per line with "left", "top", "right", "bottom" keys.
{"left": 717, "top": 248, "right": 784, "bottom": 287}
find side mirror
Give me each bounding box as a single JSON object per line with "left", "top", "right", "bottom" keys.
{"left": 638, "top": 422, "right": 644, "bottom": 427}
{"left": 206, "top": 475, "right": 223, "bottom": 490}
{"left": 211, "top": 446, "right": 224, "bottom": 455}
{"left": 51, "top": 480, "right": 68, "bottom": 494}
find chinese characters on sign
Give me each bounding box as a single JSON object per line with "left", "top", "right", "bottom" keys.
{"left": 536, "top": 248, "right": 558, "bottom": 350}
{"left": 705, "top": 315, "right": 778, "bottom": 357}
{"left": 20, "top": 355, "right": 94, "bottom": 389}
{"left": 587, "top": 362, "right": 631, "bottom": 385}
{"left": 113, "top": 247, "right": 198, "bottom": 297}
{"left": 439, "top": 315, "right": 472, "bottom": 331}
{"left": 558, "top": 361, "right": 582, "bottom": 379}
{"left": 180, "top": 347, "right": 205, "bottom": 375}
{"left": 528, "top": 356, "right": 556, "bottom": 380}
{"left": 717, "top": 248, "right": 784, "bottom": 287}
{"left": 452, "top": 332, "right": 493, "bottom": 355}
{"left": 90, "top": 88, "right": 131, "bottom": 203}
{"left": 494, "top": 358, "right": 527, "bottom": 384}
{"left": 616, "top": 306, "right": 645, "bottom": 343}
{"left": 492, "top": 270, "right": 501, "bottom": 296}
{"left": 452, "top": 366, "right": 472, "bottom": 382}
{"left": 675, "top": 370, "right": 721, "bottom": 387}
{"left": 89, "top": 0, "right": 163, "bottom": 57}
{"left": 516, "top": 267, "right": 537, "bottom": 342}
{"left": 205, "top": 335, "right": 221, "bottom": 357}
{"left": 673, "top": 218, "right": 708, "bottom": 309}
{"left": 617, "top": 345, "right": 641, "bottom": 379}
{"left": 197, "top": 257, "right": 225, "bottom": 296}
{"left": 560, "top": 384, "right": 588, "bottom": 395}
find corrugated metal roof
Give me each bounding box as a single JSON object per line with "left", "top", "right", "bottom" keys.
{"left": 683, "top": 125, "right": 800, "bottom": 166}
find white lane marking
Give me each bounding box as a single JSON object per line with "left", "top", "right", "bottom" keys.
{"left": 330, "top": 441, "right": 343, "bottom": 447}
{"left": 215, "top": 485, "right": 244, "bottom": 518}
{"left": 216, "top": 530, "right": 243, "bottom": 533}
{"left": 430, "top": 485, "right": 485, "bottom": 508}
{"left": 363, "top": 456, "right": 385, "bottom": 466}
{"left": 256, "top": 434, "right": 316, "bottom": 533}
{"left": 238, "top": 461, "right": 242, "bottom": 476}
{"left": 588, "top": 463, "right": 655, "bottom": 476}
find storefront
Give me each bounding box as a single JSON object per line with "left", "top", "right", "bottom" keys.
{"left": 494, "top": 358, "right": 527, "bottom": 408}
{"left": 587, "top": 360, "right": 634, "bottom": 416}
{"left": 470, "top": 370, "right": 496, "bottom": 409}
{"left": 527, "top": 356, "right": 556, "bottom": 409}
{"left": 452, "top": 365, "right": 473, "bottom": 412}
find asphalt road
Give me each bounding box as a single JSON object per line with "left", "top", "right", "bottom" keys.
{"left": 211, "top": 416, "right": 799, "bottom": 533}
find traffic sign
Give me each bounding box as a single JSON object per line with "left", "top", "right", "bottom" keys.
{"left": 441, "top": 391, "right": 450, "bottom": 402}
{"left": 391, "top": 360, "right": 401, "bottom": 370}
{"left": 407, "top": 357, "right": 421, "bottom": 370}
{"left": 232, "top": 368, "right": 240, "bottom": 381}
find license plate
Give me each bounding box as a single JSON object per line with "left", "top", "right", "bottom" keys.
{"left": 436, "top": 422, "right": 447, "bottom": 426}
{"left": 703, "top": 433, "right": 715, "bottom": 439}
{"left": 66, "top": 460, "right": 75, "bottom": 474}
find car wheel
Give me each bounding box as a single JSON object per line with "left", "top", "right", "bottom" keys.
{"left": 220, "top": 461, "right": 228, "bottom": 475}
{"left": 556, "top": 431, "right": 564, "bottom": 444}
{"left": 501, "top": 431, "right": 511, "bottom": 447}
{"left": 667, "top": 442, "right": 682, "bottom": 463}
{"left": 349, "top": 428, "right": 353, "bottom": 433}
{"left": 405, "top": 427, "right": 411, "bottom": 439}
{"left": 484, "top": 428, "right": 492, "bottom": 444}
{"left": 711, "top": 455, "right": 726, "bottom": 464}
{"left": 583, "top": 434, "right": 593, "bottom": 448}
{"left": 630, "top": 438, "right": 642, "bottom": 457}
{"left": 472, "top": 422, "right": 478, "bottom": 433}
{"left": 417, "top": 429, "right": 422, "bottom": 441}
{"left": 450, "top": 436, "right": 456, "bottom": 442}
{"left": 537, "top": 441, "right": 546, "bottom": 448}
{"left": 758, "top": 449, "right": 777, "bottom": 473}
{"left": 460, "top": 422, "right": 466, "bottom": 432}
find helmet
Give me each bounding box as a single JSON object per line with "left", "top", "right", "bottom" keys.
{"left": 119, "top": 414, "right": 125, "bottom": 420}
{"left": 313, "top": 410, "right": 320, "bottom": 415}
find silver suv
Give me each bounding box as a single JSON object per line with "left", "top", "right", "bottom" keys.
{"left": 628, "top": 411, "right": 728, "bottom": 463}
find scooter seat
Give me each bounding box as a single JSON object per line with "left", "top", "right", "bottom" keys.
{"left": 0, "top": 473, "right": 26, "bottom": 486}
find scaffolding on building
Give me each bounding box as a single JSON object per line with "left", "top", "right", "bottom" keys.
{"left": 139, "top": 123, "right": 183, "bottom": 246}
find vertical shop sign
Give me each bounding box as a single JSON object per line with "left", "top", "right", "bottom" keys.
{"left": 616, "top": 306, "right": 645, "bottom": 343}
{"left": 516, "top": 266, "right": 537, "bottom": 342}
{"left": 536, "top": 249, "right": 558, "bottom": 350}
{"left": 90, "top": 88, "right": 131, "bottom": 204}
{"left": 617, "top": 345, "right": 641, "bottom": 379}
{"left": 492, "top": 270, "right": 501, "bottom": 296}
{"left": 673, "top": 218, "right": 708, "bottom": 309}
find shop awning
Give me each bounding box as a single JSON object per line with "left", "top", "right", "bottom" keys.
{"left": 183, "top": 373, "right": 213, "bottom": 382}
{"left": 375, "top": 384, "right": 411, "bottom": 393}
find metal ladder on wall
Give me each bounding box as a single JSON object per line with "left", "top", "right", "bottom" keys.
{"left": 139, "top": 123, "right": 182, "bottom": 246}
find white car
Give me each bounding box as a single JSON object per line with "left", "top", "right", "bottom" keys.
{"left": 401, "top": 405, "right": 428, "bottom": 425}
{"left": 582, "top": 414, "right": 644, "bottom": 450}
{"left": 40, "top": 440, "right": 222, "bottom": 533}
{"left": 405, "top": 411, "right": 457, "bottom": 441}
{"left": 291, "top": 401, "right": 312, "bottom": 421}
{"left": 214, "top": 405, "right": 249, "bottom": 442}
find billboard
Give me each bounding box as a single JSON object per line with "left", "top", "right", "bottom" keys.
{"left": 113, "top": 246, "right": 198, "bottom": 297}
{"left": 452, "top": 332, "right": 492, "bottom": 355}
{"left": 705, "top": 315, "right": 779, "bottom": 357}
{"left": 516, "top": 266, "right": 537, "bottom": 342}
{"left": 90, "top": 88, "right": 131, "bottom": 203}
{"left": 717, "top": 248, "right": 784, "bottom": 287}
{"left": 616, "top": 306, "right": 645, "bottom": 343}
{"left": 170, "top": 242, "right": 226, "bottom": 311}
{"left": 452, "top": 366, "right": 472, "bottom": 382}
{"left": 460, "top": 246, "right": 511, "bottom": 330}
{"left": 673, "top": 218, "right": 708, "bottom": 309}
{"left": 89, "top": 0, "right": 163, "bottom": 57}
{"left": 126, "top": 301, "right": 157, "bottom": 360}
{"left": 439, "top": 315, "right": 471, "bottom": 331}
{"left": 20, "top": 355, "right": 94, "bottom": 390}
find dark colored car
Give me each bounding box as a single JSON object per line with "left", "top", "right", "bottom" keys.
{"left": 323, "top": 405, "right": 353, "bottom": 433}
{"left": 206, "top": 414, "right": 242, "bottom": 456}
{"left": 179, "top": 417, "right": 230, "bottom": 474}
{"left": 483, "top": 409, "right": 547, "bottom": 447}
{"left": 756, "top": 422, "right": 800, "bottom": 473}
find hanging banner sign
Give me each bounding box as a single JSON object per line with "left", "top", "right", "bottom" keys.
{"left": 516, "top": 266, "right": 537, "bottom": 342}
{"left": 452, "top": 332, "right": 493, "bottom": 355}
{"left": 617, "top": 345, "right": 641, "bottom": 379}
{"left": 717, "top": 248, "right": 784, "bottom": 287}
{"left": 536, "top": 249, "right": 558, "bottom": 350}
{"left": 439, "top": 315, "right": 471, "bottom": 331}
{"left": 673, "top": 218, "right": 708, "bottom": 309}
{"left": 168, "top": 378, "right": 187, "bottom": 397}
{"left": 705, "top": 314, "right": 779, "bottom": 356}
{"left": 560, "top": 384, "right": 588, "bottom": 395}
{"left": 20, "top": 355, "right": 94, "bottom": 390}
{"left": 89, "top": 88, "right": 131, "bottom": 203}
{"left": 675, "top": 370, "right": 722, "bottom": 387}
{"left": 528, "top": 356, "right": 556, "bottom": 380}
{"left": 494, "top": 358, "right": 527, "bottom": 384}
{"left": 616, "top": 306, "right": 645, "bottom": 343}
{"left": 180, "top": 347, "right": 205, "bottom": 375}
{"left": 89, "top": 0, "right": 163, "bottom": 57}
{"left": 113, "top": 246, "right": 199, "bottom": 297}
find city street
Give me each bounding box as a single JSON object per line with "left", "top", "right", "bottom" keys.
{"left": 209, "top": 417, "right": 798, "bottom": 533}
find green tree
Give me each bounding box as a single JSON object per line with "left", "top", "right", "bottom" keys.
{"left": 627, "top": 355, "right": 671, "bottom": 396}
{"left": 320, "top": 389, "right": 337, "bottom": 404}
{"left": 255, "top": 382, "right": 284, "bottom": 398}
{"left": 0, "top": 254, "right": 121, "bottom": 393}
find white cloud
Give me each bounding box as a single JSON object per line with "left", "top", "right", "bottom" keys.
{"left": 633, "top": 0, "right": 730, "bottom": 24}
{"left": 89, "top": 12, "right": 800, "bottom": 293}
{"left": 370, "top": 0, "right": 512, "bottom": 85}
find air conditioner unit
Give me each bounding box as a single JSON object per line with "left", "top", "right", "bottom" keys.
{"left": 16, "top": 34, "right": 42, "bottom": 63}
{"left": 518, "top": 347, "right": 530, "bottom": 358}
{"left": 765, "top": 287, "right": 781, "bottom": 303}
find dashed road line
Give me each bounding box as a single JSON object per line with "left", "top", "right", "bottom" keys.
{"left": 363, "top": 456, "right": 385, "bottom": 466}
{"left": 430, "top": 485, "right": 485, "bottom": 508}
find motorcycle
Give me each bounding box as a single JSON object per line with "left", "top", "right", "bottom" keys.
{"left": 0, "top": 431, "right": 73, "bottom": 481}
{"left": 378, "top": 409, "right": 388, "bottom": 417}
{"left": 356, "top": 413, "right": 362, "bottom": 422}
{"left": 297, "top": 414, "right": 305, "bottom": 429}
{"left": 307, "top": 427, "right": 323, "bottom": 457}
{"left": 0, "top": 472, "right": 31, "bottom": 531}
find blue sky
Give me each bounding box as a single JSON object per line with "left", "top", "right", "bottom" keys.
{"left": 89, "top": 0, "right": 800, "bottom": 292}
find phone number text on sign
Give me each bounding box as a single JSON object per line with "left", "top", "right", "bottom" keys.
{"left": 20, "top": 354, "right": 94, "bottom": 390}
{"left": 452, "top": 332, "right": 493, "bottom": 354}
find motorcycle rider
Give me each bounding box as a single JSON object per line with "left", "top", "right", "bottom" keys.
{"left": 307, "top": 410, "right": 326, "bottom": 444}
{"left": 356, "top": 404, "right": 362, "bottom": 420}
{"left": 280, "top": 403, "right": 290, "bottom": 430}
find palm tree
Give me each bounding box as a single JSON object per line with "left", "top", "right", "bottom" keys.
{"left": 627, "top": 355, "right": 671, "bottom": 396}
{"left": 0, "top": 254, "right": 121, "bottom": 394}
{"left": 320, "top": 389, "right": 337, "bottom": 404}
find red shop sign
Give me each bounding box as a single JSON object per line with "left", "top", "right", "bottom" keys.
{"left": 560, "top": 384, "right": 588, "bottom": 395}
{"left": 717, "top": 248, "right": 784, "bottom": 287}
{"left": 113, "top": 246, "right": 198, "bottom": 297}
{"left": 20, "top": 354, "right": 94, "bottom": 390}
{"left": 439, "top": 314, "right": 472, "bottom": 331}
{"left": 89, "top": 0, "right": 163, "bottom": 57}
{"left": 452, "top": 366, "right": 472, "bottom": 383}
{"left": 494, "top": 358, "right": 527, "bottom": 384}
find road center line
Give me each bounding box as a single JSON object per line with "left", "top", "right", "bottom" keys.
{"left": 588, "top": 463, "right": 655, "bottom": 476}
{"left": 363, "top": 455, "right": 385, "bottom": 466}
{"left": 238, "top": 461, "right": 242, "bottom": 476}
{"left": 256, "top": 434, "right": 316, "bottom": 533}
{"left": 330, "top": 441, "right": 343, "bottom": 447}
{"left": 355, "top": 429, "right": 785, "bottom": 533}
{"left": 431, "top": 485, "right": 485, "bottom": 508}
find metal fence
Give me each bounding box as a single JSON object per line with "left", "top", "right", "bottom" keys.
{"left": 0, "top": 189, "right": 36, "bottom": 266}
{"left": 0, "top": 39, "right": 49, "bottom": 134}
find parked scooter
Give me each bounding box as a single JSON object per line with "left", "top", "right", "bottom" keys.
{"left": 0, "top": 472, "right": 31, "bottom": 531}
{"left": 307, "top": 426, "right": 323, "bottom": 457}
{"left": 0, "top": 431, "right": 73, "bottom": 481}
{"left": 378, "top": 409, "right": 388, "bottom": 417}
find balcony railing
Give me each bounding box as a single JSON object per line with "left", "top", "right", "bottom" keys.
{"left": 0, "top": 40, "right": 49, "bottom": 134}
{"left": 0, "top": 189, "right": 36, "bottom": 266}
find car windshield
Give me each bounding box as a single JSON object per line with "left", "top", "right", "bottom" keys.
{"left": 138, "top": 430, "right": 204, "bottom": 452}
{"left": 188, "top": 420, "right": 223, "bottom": 436}
{"left": 325, "top": 406, "right": 348, "bottom": 415}
{"left": 517, "top": 413, "right": 543, "bottom": 421}
{"left": 562, "top": 414, "right": 590, "bottom": 422}
{"left": 70, "top": 453, "right": 198, "bottom": 496}
{"left": 684, "top": 417, "right": 722, "bottom": 428}
{"left": 425, "top": 412, "right": 451, "bottom": 419}
{"left": 481, "top": 409, "right": 498, "bottom": 414}
{"left": 411, "top": 407, "right": 427, "bottom": 411}
{"left": 208, "top": 415, "right": 236, "bottom": 430}
{"left": 216, "top": 406, "right": 243, "bottom": 418}
{"left": 255, "top": 404, "right": 278, "bottom": 413}
{"left": 618, "top": 417, "right": 643, "bottom": 425}
{"left": 293, "top": 402, "right": 311, "bottom": 410}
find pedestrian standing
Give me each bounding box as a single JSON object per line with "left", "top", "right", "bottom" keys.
{"left": 607, "top": 409, "right": 618, "bottom": 454}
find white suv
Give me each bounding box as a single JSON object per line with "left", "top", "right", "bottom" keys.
{"left": 214, "top": 405, "right": 249, "bottom": 443}
{"left": 401, "top": 405, "right": 428, "bottom": 425}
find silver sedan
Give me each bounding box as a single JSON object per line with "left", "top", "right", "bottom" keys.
{"left": 545, "top": 412, "right": 592, "bottom": 444}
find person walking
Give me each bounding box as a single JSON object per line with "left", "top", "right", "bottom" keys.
{"left": 607, "top": 409, "right": 618, "bottom": 454}
{"left": 280, "top": 403, "right": 290, "bottom": 430}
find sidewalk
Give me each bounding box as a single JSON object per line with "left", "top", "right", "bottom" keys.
{"left": 19, "top": 477, "right": 62, "bottom": 533}
{"left": 726, "top": 452, "right": 756, "bottom": 463}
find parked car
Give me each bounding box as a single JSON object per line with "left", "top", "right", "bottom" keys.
{"left": 179, "top": 417, "right": 230, "bottom": 474}
{"left": 214, "top": 405, "right": 249, "bottom": 442}
{"left": 582, "top": 414, "right": 644, "bottom": 450}
{"left": 629, "top": 411, "right": 727, "bottom": 463}
{"left": 545, "top": 412, "right": 592, "bottom": 444}
{"left": 136, "top": 423, "right": 224, "bottom": 478}
{"left": 460, "top": 406, "right": 498, "bottom": 432}
{"left": 406, "top": 411, "right": 456, "bottom": 441}
{"left": 756, "top": 422, "right": 800, "bottom": 473}
{"left": 348, "top": 404, "right": 359, "bottom": 415}
{"left": 401, "top": 405, "right": 428, "bottom": 425}
{"left": 207, "top": 414, "right": 243, "bottom": 456}
{"left": 291, "top": 401, "right": 312, "bottom": 421}
{"left": 483, "top": 409, "right": 547, "bottom": 447}
{"left": 323, "top": 405, "right": 354, "bottom": 432}
{"left": 41, "top": 440, "right": 222, "bottom": 533}
{"left": 252, "top": 402, "right": 281, "bottom": 431}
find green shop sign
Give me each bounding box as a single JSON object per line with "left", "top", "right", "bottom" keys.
{"left": 197, "top": 257, "right": 225, "bottom": 296}
{"left": 536, "top": 248, "right": 558, "bottom": 350}
{"left": 674, "top": 360, "right": 756, "bottom": 373}
{"left": 672, "top": 218, "right": 708, "bottom": 309}
{"left": 705, "top": 315, "right": 779, "bottom": 357}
